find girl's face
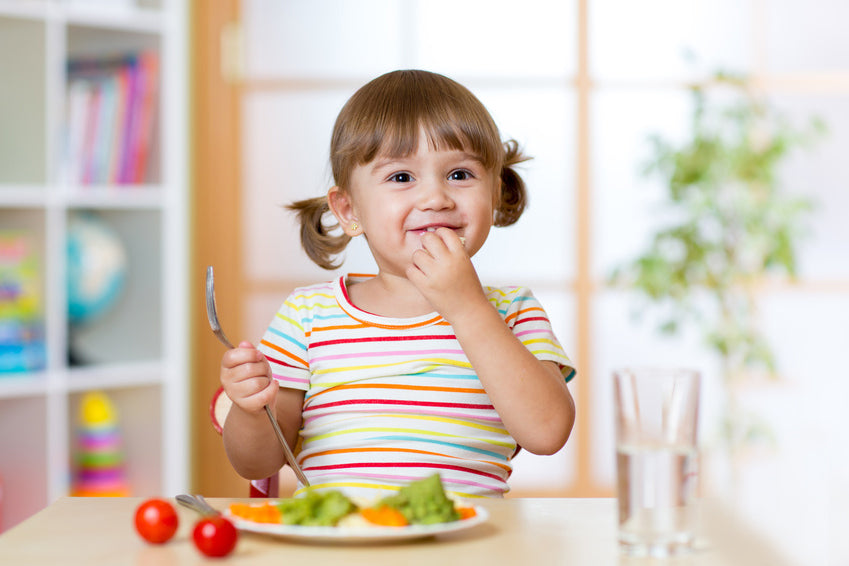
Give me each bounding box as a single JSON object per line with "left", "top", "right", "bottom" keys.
{"left": 331, "top": 136, "right": 498, "bottom": 279}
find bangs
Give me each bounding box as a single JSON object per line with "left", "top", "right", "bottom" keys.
{"left": 331, "top": 70, "right": 503, "bottom": 186}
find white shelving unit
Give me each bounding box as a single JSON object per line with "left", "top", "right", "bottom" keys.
{"left": 0, "top": 0, "right": 188, "bottom": 531}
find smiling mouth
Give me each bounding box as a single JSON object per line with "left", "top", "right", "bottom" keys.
{"left": 415, "top": 226, "right": 466, "bottom": 245}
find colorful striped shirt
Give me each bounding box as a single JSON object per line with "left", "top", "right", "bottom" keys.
{"left": 257, "top": 274, "right": 575, "bottom": 500}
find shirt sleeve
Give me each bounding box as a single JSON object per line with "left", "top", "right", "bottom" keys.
{"left": 499, "top": 287, "right": 576, "bottom": 383}
{"left": 256, "top": 293, "right": 311, "bottom": 391}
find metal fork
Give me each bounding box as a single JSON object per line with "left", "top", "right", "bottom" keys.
{"left": 176, "top": 493, "right": 220, "bottom": 516}
{"left": 205, "top": 266, "right": 310, "bottom": 487}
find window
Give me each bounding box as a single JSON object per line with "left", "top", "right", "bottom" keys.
{"left": 232, "top": 1, "right": 849, "bottom": 508}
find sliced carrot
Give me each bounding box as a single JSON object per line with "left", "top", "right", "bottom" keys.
{"left": 229, "top": 502, "right": 282, "bottom": 524}
{"left": 457, "top": 506, "right": 477, "bottom": 520}
{"left": 360, "top": 506, "right": 409, "bottom": 527}
{"left": 255, "top": 503, "right": 282, "bottom": 524}
{"left": 229, "top": 503, "right": 252, "bottom": 518}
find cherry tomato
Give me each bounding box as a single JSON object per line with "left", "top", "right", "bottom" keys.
{"left": 134, "top": 498, "right": 179, "bottom": 544}
{"left": 192, "top": 516, "right": 238, "bottom": 557}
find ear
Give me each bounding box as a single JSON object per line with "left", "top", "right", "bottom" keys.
{"left": 327, "top": 186, "right": 361, "bottom": 236}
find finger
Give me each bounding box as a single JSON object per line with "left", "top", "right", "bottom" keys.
{"left": 419, "top": 231, "right": 448, "bottom": 254}
{"left": 229, "top": 360, "right": 269, "bottom": 382}
{"left": 423, "top": 229, "right": 467, "bottom": 258}
{"left": 250, "top": 377, "right": 278, "bottom": 407}
{"left": 410, "top": 247, "right": 435, "bottom": 276}
{"left": 262, "top": 376, "right": 279, "bottom": 398}
{"left": 234, "top": 385, "right": 276, "bottom": 414}
{"left": 228, "top": 373, "right": 275, "bottom": 407}
{"left": 433, "top": 227, "right": 466, "bottom": 248}
{"left": 221, "top": 359, "right": 269, "bottom": 400}
{"left": 221, "top": 345, "right": 265, "bottom": 369}
{"left": 406, "top": 262, "right": 425, "bottom": 286}
{"left": 234, "top": 375, "right": 273, "bottom": 399}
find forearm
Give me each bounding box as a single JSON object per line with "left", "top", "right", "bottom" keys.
{"left": 222, "top": 390, "right": 303, "bottom": 480}
{"left": 223, "top": 405, "right": 286, "bottom": 479}
{"left": 450, "top": 300, "right": 575, "bottom": 454}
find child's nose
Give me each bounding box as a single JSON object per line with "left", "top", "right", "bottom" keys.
{"left": 417, "top": 179, "right": 454, "bottom": 210}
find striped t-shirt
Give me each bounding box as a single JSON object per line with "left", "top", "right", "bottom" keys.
{"left": 257, "top": 274, "right": 575, "bottom": 500}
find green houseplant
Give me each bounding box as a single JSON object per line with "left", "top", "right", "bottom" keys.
{"left": 611, "top": 73, "right": 825, "bottom": 447}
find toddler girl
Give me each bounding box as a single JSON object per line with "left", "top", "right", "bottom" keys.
{"left": 220, "top": 69, "right": 576, "bottom": 499}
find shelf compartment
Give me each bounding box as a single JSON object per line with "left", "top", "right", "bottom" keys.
{"left": 0, "top": 395, "right": 48, "bottom": 532}
{"left": 66, "top": 209, "right": 162, "bottom": 367}
{"left": 67, "top": 22, "right": 161, "bottom": 56}
{"left": 0, "top": 209, "right": 48, "bottom": 376}
{"left": 67, "top": 384, "right": 163, "bottom": 499}
{"left": 0, "top": 15, "right": 47, "bottom": 185}
{"left": 65, "top": 26, "right": 162, "bottom": 186}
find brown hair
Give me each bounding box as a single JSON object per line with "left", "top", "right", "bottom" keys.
{"left": 288, "top": 69, "right": 529, "bottom": 270}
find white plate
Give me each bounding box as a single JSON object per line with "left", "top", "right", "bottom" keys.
{"left": 228, "top": 506, "right": 489, "bottom": 544}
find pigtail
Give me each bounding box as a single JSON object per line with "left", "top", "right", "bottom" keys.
{"left": 494, "top": 139, "right": 530, "bottom": 227}
{"left": 286, "top": 196, "right": 351, "bottom": 270}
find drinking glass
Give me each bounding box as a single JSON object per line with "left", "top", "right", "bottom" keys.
{"left": 613, "top": 368, "right": 701, "bottom": 557}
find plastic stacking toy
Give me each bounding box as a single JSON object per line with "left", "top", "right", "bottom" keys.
{"left": 71, "top": 391, "right": 130, "bottom": 497}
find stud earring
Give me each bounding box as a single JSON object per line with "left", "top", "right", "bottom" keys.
{"left": 350, "top": 222, "right": 359, "bottom": 232}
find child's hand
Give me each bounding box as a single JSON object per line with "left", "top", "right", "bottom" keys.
{"left": 407, "top": 227, "right": 489, "bottom": 322}
{"left": 220, "top": 341, "right": 277, "bottom": 415}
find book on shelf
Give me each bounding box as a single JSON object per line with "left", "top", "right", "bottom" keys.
{"left": 0, "top": 232, "right": 45, "bottom": 374}
{"left": 65, "top": 51, "right": 159, "bottom": 186}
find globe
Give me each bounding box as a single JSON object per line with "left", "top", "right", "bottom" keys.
{"left": 67, "top": 213, "right": 128, "bottom": 326}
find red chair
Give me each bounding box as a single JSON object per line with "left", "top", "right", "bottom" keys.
{"left": 210, "top": 387, "right": 279, "bottom": 497}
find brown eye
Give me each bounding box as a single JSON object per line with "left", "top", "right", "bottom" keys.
{"left": 449, "top": 169, "right": 473, "bottom": 181}
{"left": 389, "top": 172, "right": 412, "bottom": 183}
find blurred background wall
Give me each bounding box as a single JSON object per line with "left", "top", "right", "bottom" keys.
{"left": 192, "top": 2, "right": 849, "bottom": 563}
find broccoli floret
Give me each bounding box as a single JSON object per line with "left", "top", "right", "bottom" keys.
{"left": 276, "top": 489, "right": 358, "bottom": 526}
{"left": 378, "top": 474, "right": 460, "bottom": 525}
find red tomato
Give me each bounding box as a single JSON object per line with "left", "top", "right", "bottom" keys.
{"left": 192, "top": 516, "right": 238, "bottom": 557}
{"left": 134, "top": 498, "right": 179, "bottom": 544}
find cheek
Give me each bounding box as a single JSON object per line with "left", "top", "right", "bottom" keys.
{"left": 462, "top": 199, "right": 496, "bottom": 246}
{"left": 474, "top": 191, "right": 497, "bottom": 222}
{"left": 359, "top": 199, "right": 408, "bottom": 231}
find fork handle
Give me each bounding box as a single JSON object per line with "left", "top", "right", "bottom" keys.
{"left": 264, "top": 404, "right": 310, "bottom": 487}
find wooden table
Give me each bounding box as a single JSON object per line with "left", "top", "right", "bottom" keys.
{"left": 0, "top": 497, "right": 792, "bottom": 566}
